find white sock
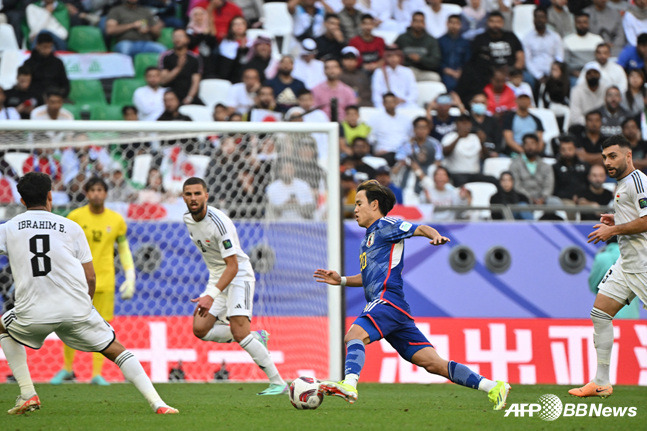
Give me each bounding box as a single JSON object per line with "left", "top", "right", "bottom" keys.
{"left": 115, "top": 350, "right": 166, "bottom": 411}
{"left": 344, "top": 373, "right": 359, "bottom": 388}
{"left": 201, "top": 324, "right": 234, "bottom": 343}
{"left": 478, "top": 378, "right": 497, "bottom": 393}
{"left": 591, "top": 307, "right": 613, "bottom": 385}
{"left": 0, "top": 334, "right": 36, "bottom": 398}
{"left": 239, "top": 334, "right": 285, "bottom": 385}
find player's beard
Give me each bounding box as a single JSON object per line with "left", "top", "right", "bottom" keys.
{"left": 188, "top": 201, "right": 206, "bottom": 215}
{"left": 607, "top": 161, "right": 627, "bottom": 179}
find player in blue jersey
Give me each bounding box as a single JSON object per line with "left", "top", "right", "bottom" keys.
{"left": 314, "top": 180, "right": 511, "bottom": 410}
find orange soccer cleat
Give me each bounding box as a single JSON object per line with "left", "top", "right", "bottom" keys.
{"left": 568, "top": 381, "right": 613, "bottom": 398}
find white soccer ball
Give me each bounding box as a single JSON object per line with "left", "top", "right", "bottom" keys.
{"left": 289, "top": 376, "right": 324, "bottom": 410}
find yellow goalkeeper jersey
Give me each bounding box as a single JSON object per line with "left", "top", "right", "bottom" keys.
{"left": 68, "top": 206, "right": 127, "bottom": 293}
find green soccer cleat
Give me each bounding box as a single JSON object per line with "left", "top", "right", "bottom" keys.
{"left": 319, "top": 380, "right": 358, "bottom": 404}
{"left": 257, "top": 383, "right": 289, "bottom": 395}
{"left": 50, "top": 370, "right": 75, "bottom": 385}
{"left": 90, "top": 375, "right": 110, "bottom": 386}
{"left": 7, "top": 394, "right": 40, "bottom": 415}
{"left": 488, "top": 381, "right": 511, "bottom": 410}
{"left": 252, "top": 330, "right": 270, "bottom": 350}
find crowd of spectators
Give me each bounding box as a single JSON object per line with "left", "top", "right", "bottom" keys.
{"left": 2, "top": 0, "right": 647, "bottom": 220}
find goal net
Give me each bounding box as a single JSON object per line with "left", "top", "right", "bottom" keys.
{"left": 0, "top": 120, "right": 342, "bottom": 383}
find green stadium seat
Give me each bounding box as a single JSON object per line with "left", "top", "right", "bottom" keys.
{"left": 111, "top": 78, "right": 145, "bottom": 106}
{"left": 134, "top": 53, "right": 160, "bottom": 78}
{"left": 90, "top": 104, "right": 124, "bottom": 121}
{"left": 68, "top": 26, "right": 107, "bottom": 53}
{"left": 63, "top": 103, "right": 82, "bottom": 120}
{"left": 158, "top": 27, "right": 174, "bottom": 49}
{"left": 69, "top": 79, "right": 107, "bottom": 105}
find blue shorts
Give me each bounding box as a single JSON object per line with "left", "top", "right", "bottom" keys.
{"left": 354, "top": 300, "right": 433, "bottom": 362}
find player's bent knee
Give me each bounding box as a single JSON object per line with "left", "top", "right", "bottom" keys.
{"left": 193, "top": 326, "right": 209, "bottom": 339}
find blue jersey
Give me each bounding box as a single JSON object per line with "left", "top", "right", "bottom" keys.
{"left": 359, "top": 217, "right": 419, "bottom": 316}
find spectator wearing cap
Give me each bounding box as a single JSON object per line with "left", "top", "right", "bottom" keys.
{"left": 367, "top": 92, "right": 413, "bottom": 166}
{"left": 617, "top": 32, "right": 647, "bottom": 70}
{"left": 23, "top": 32, "right": 70, "bottom": 101}
{"left": 569, "top": 62, "right": 607, "bottom": 127}
{"left": 441, "top": 114, "right": 490, "bottom": 186}
{"left": 522, "top": 8, "right": 564, "bottom": 89}
{"left": 312, "top": 58, "right": 357, "bottom": 121}
{"left": 315, "top": 13, "right": 346, "bottom": 59}
{"left": 583, "top": 0, "right": 625, "bottom": 56}
{"left": 348, "top": 14, "right": 386, "bottom": 73}
{"left": 563, "top": 13, "right": 604, "bottom": 84}
{"left": 375, "top": 165, "right": 403, "bottom": 203}
{"left": 503, "top": 89, "right": 545, "bottom": 155}
{"left": 293, "top": 38, "right": 327, "bottom": 89}
{"left": 226, "top": 67, "right": 261, "bottom": 113}
{"left": 438, "top": 14, "right": 471, "bottom": 92}
{"left": 288, "top": 0, "right": 328, "bottom": 45}
{"left": 265, "top": 55, "right": 307, "bottom": 112}
{"left": 339, "top": 46, "right": 373, "bottom": 107}
{"left": 394, "top": 11, "right": 441, "bottom": 82}
{"left": 371, "top": 45, "right": 418, "bottom": 109}
{"left": 483, "top": 68, "right": 517, "bottom": 117}
{"left": 105, "top": 0, "right": 166, "bottom": 58}
{"left": 575, "top": 43, "right": 627, "bottom": 93}
{"left": 338, "top": 0, "right": 362, "bottom": 42}
{"left": 159, "top": 28, "right": 203, "bottom": 105}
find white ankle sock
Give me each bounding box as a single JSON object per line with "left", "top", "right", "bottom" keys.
{"left": 239, "top": 334, "right": 285, "bottom": 385}
{"left": 115, "top": 350, "right": 165, "bottom": 411}
{"left": 591, "top": 307, "right": 613, "bottom": 385}
{"left": 344, "top": 373, "right": 359, "bottom": 388}
{"left": 478, "top": 378, "right": 496, "bottom": 393}
{"left": 0, "top": 334, "right": 36, "bottom": 398}
{"left": 201, "top": 325, "right": 234, "bottom": 343}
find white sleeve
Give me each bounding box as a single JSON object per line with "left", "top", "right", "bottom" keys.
{"left": 71, "top": 224, "right": 93, "bottom": 263}
{"left": 405, "top": 69, "right": 418, "bottom": 107}
{"left": 371, "top": 69, "right": 386, "bottom": 108}
{"left": 0, "top": 224, "right": 7, "bottom": 255}
{"left": 216, "top": 227, "right": 237, "bottom": 259}
{"left": 632, "top": 178, "right": 647, "bottom": 218}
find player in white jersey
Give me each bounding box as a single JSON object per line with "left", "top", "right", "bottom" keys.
{"left": 0, "top": 173, "right": 178, "bottom": 415}
{"left": 182, "top": 177, "right": 288, "bottom": 395}
{"left": 570, "top": 135, "right": 647, "bottom": 398}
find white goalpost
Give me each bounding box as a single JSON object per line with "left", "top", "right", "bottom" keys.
{"left": 0, "top": 120, "right": 343, "bottom": 383}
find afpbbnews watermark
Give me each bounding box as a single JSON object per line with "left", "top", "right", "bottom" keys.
{"left": 504, "top": 394, "right": 638, "bottom": 421}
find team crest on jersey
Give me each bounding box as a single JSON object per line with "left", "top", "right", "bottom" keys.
{"left": 399, "top": 222, "right": 412, "bottom": 232}
{"left": 106, "top": 226, "right": 112, "bottom": 233}
{"left": 223, "top": 239, "right": 233, "bottom": 249}
{"left": 367, "top": 232, "right": 375, "bottom": 247}
{"left": 639, "top": 198, "right": 647, "bottom": 209}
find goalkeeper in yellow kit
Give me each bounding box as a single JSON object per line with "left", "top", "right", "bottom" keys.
{"left": 50, "top": 177, "right": 136, "bottom": 386}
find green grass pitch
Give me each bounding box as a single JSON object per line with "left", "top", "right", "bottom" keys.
{"left": 0, "top": 383, "right": 645, "bottom": 430}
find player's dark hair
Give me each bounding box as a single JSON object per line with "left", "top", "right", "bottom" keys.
{"left": 84, "top": 176, "right": 108, "bottom": 193}
{"left": 183, "top": 177, "right": 208, "bottom": 191}
{"left": 601, "top": 135, "right": 631, "bottom": 149}
{"left": 357, "top": 179, "right": 396, "bottom": 216}
{"left": 17, "top": 172, "right": 51, "bottom": 208}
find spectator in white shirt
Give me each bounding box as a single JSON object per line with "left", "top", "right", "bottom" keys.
{"left": 0, "top": 88, "right": 20, "bottom": 121}
{"left": 575, "top": 43, "right": 628, "bottom": 93}
{"left": 367, "top": 92, "right": 414, "bottom": 166}
{"left": 133, "top": 66, "right": 166, "bottom": 121}
{"left": 623, "top": 0, "right": 647, "bottom": 46}
{"left": 523, "top": 8, "right": 564, "bottom": 88}
{"left": 30, "top": 88, "right": 74, "bottom": 122}
{"left": 266, "top": 159, "right": 316, "bottom": 220}
{"left": 441, "top": 114, "right": 489, "bottom": 185}
{"left": 569, "top": 62, "right": 607, "bottom": 127}
{"left": 563, "top": 12, "right": 605, "bottom": 84}
{"left": 423, "top": 0, "right": 453, "bottom": 38}
{"left": 292, "top": 38, "right": 327, "bottom": 89}
{"left": 225, "top": 67, "right": 261, "bottom": 113}
{"left": 371, "top": 45, "right": 418, "bottom": 109}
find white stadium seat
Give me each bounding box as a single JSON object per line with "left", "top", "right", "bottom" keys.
{"left": 417, "top": 81, "right": 447, "bottom": 108}
{"left": 529, "top": 108, "right": 560, "bottom": 156}
{"left": 3, "top": 152, "right": 30, "bottom": 176}
{"left": 131, "top": 154, "right": 153, "bottom": 187}
{"left": 263, "top": 2, "right": 293, "bottom": 37}
{"left": 463, "top": 181, "right": 498, "bottom": 220}
{"left": 483, "top": 157, "right": 512, "bottom": 179}
{"left": 0, "top": 24, "right": 20, "bottom": 51}
{"left": 179, "top": 105, "right": 212, "bottom": 122}
{"left": 512, "top": 4, "right": 536, "bottom": 41}
{"left": 199, "top": 79, "right": 232, "bottom": 110}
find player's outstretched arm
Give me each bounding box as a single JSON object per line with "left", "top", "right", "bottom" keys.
{"left": 413, "top": 225, "right": 450, "bottom": 246}
{"left": 83, "top": 261, "right": 96, "bottom": 299}
{"left": 313, "top": 269, "right": 362, "bottom": 287}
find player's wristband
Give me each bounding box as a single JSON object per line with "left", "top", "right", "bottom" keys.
{"left": 340, "top": 276, "right": 347, "bottom": 287}
{"left": 202, "top": 286, "right": 221, "bottom": 300}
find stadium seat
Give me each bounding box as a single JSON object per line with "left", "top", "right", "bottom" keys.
{"left": 198, "top": 79, "right": 232, "bottom": 109}
{"left": 0, "top": 23, "right": 20, "bottom": 51}
{"left": 529, "top": 108, "right": 560, "bottom": 156}
{"left": 0, "top": 49, "right": 21, "bottom": 89}
{"left": 463, "top": 182, "right": 498, "bottom": 220}
{"left": 69, "top": 79, "right": 107, "bottom": 105}
{"left": 111, "top": 78, "right": 146, "bottom": 106}
{"left": 372, "top": 30, "right": 399, "bottom": 45}
{"left": 263, "top": 2, "right": 293, "bottom": 37}
{"left": 90, "top": 104, "right": 124, "bottom": 121}
{"left": 131, "top": 154, "right": 153, "bottom": 186}
{"left": 63, "top": 103, "right": 83, "bottom": 120}
{"left": 396, "top": 107, "right": 426, "bottom": 122}
{"left": 512, "top": 4, "right": 536, "bottom": 41}
{"left": 443, "top": 3, "right": 463, "bottom": 15}
{"left": 187, "top": 155, "right": 210, "bottom": 178}
{"left": 158, "top": 27, "right": 174, "bottom": 49}
{"left": 358, "top": 106, "right": 380, "bottom": 123}
{"left": 416, "top": 81, "right": 447, "bottom": 108}
{"left": 3, "top": 152, "right": 30, "bottom": 176}
{"left": 178, "top": 104, "right": 212, "bottom": 121}
{"left": 134, "top": 53, "right": 161, "bottom": 78}
{"left": 362, "top": 156, "right": 388, "bottom": 170}
{"left": 68, "top": 26, "right": 107, "bottom": 53}
{"left": 483, "top": 157, "right": 512, "bottom": 179}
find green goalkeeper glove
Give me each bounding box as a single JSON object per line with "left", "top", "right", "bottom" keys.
{"left": 119, "top": 269, "right": 136, "bottom": 300}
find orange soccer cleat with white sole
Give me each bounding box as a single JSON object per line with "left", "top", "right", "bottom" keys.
{"left": 568, "top": 381, "right": 613, "bottom": 398}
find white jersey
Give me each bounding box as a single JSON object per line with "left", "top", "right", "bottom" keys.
{"left": 614, "top": 169, "right": 647, "bottom": 273}
{"left": 183, "top": 206, "right": 255, "bottom": 284}
{"left": 0, "top": 210, "right": 93, "bottom": 324}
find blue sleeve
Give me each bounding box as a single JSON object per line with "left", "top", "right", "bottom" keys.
{"left": 382, "top": 220, "right": 418, "bottom": 243}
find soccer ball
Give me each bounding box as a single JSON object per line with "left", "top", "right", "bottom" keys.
{"left": 289, "top": 377, "right": 324, "bottom": 410}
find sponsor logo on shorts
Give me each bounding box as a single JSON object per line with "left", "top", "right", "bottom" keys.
{"left": 223, "top": 239, "right": 233, "bottom": 249}
{"left": 504, "top": 394, "right": 638, "bottom": 421}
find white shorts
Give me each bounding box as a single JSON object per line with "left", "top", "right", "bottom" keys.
{"left": 208, "top": 279, "right": 255, "bottom": 323}
{"left": 598, "top": 262, "right": 647, "bottom": 308}
{"left": 1, "top": 307, "right": 115, "bottom": 351}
